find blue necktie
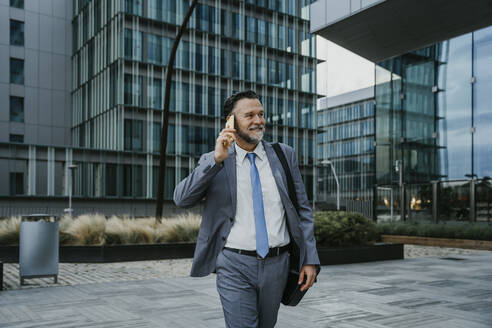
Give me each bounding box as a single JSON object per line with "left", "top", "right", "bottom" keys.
{"left": 247, "top": 153, "right": 269, "bottom": 258}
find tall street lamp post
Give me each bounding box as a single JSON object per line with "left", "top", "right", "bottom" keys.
{"left": 65, "top": 164, "right": 78, "bottom": 219}
{"left": 321, "top": 159, "right": 340, "bottom": 210}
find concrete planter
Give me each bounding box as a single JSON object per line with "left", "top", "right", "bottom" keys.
{"left": 1, "top": 242, "right": 404, "bottom": 264}
{"left": 317, "top": 243, "right": 404, "bottom": 265}
{"left": 381, "top": 235, "right": 492, "bottom": 251}
{"left": 0, "top": 242, "right": 196, "bottom": 263}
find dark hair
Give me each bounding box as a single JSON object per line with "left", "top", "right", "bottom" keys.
{"left": 223, "top": 90, "right": 262, "bottom": 118}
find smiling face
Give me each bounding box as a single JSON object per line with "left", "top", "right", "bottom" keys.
{"left": 228, "top": 98, "right": 266, "bottom": 146}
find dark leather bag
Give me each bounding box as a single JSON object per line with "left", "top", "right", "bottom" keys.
{"left": 272, "top": 143, "right": 320, "bottom": 306}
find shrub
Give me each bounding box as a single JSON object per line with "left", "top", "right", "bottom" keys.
{"left": 0, "top": 216, "right": 21, "bottom": 245}
{"left": 376, "top": 221, "right": 492, "bottom": 241}
{"left": 64, "top": 214, "right": 106, "bottom": 245}
{"left": 0, "top": 213, "right": 202, "bottom": 246}
{"left": 314, "top": 211, "right": 379, "bottom": 247}
{"left": 105, "top": 216, "right": 155, "bottom": 245}
{"left": 154, "top": 213, "right": 201, "bottom": 243}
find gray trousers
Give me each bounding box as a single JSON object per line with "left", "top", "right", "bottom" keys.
{"left": 215, "top": 248, "right": 290, "bottom": 328}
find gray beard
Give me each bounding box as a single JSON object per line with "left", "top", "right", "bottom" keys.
{"left": 237, "top": 125, "right": 264, "bottom": 144}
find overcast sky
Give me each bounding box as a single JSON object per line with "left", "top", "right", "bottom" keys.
{"left": 316, "top": 36, "right": 375, "bottom": 98}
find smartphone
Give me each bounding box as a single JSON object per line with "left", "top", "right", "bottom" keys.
{"left": 226, "top": 114, "right": 234, "bottom": 129}
{"left": 223, "top": 115, "right": 234, "bottom": 147}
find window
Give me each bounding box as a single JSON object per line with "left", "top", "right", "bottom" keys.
{"left": 124, "top": 119, "right": 143, "bottom": 151}
{"left": 9, "top": 134, "right": 24, "bottom": 143}
{"left": 257, "top": 20, "right": 266, "bottom": 45}
{"left": 195, "top": 44, "right": 203, "bottom": 72}
{"left": 10, "top": 58, "right": 24, "bottom": 84}
{"left": 124, "top": 29, "right": 142, "bottom": 61}
{"left": 125, "top": 0, "right": 142, "bottom": 15}
{"left": 246, "top": 16, "right": 255, "bottom": 43}
{"left": 163, "top": 36, "right": 172, "bottom": 64}
{"left": 208, "top": 87, "right": 216, "bottom": 116}
{"left": 278, "top": 61, "right": 286, "bottom": 87}
{"left": 152, "top": 123, "right": 175, "bottom": 153}
{"left": 147, "top": 33, "right": 162, "bottom": 64}
{"left": 177, "top": 41, "right": 190, "bottom": 69}
{"left": 10, "top": 0, "right": 23, "bottom": 9}
{"left": 148, "top": 78, "right": 162, "bottom": 109}
{"left": 232, "top": 13, "right": 242, "bottom": 40}
{"left": 245, "top": 55, "right": 253, "bottom": 81}
{"left": 287, "top": 64, "right": 294, "bottom": 89}
{"left": 105, "top": 164, "right": 117, "bottom": 196}
{"left": 124, "top": 28, "right": 132, "bottom": 59}
{"left": 153, "top": 122, "right": 161, "bottom": 153}
{"left": 197, "top": 4, "right": 209, "bottom": 32}
{"left": 195, "top": 84, "right": 203, "bottom": 114}
{"left": 10, "top": 20, "right": 24, "bottom": 46}
{"left": 268, "top": 59, "right": 276, "bottom": 85}
{"left": 10, "top": 172, "right": 24, "bottom": 195}
{"left": 148, "top": 0, "right": 163, "bottom": 20}
{"left": 231, "top": 51, "right": 241, "bottom": 79}
{"left": 10, "top": 96, "right": 24, "bottom": 122}
{"left": 256, "top": 56, "right": 266, "bottom": 83}
{"left": 124, "top": 74, "right": 142, "bottom": 106}
{"left": 278, "top": 25, "right": 285, "bottom": 50}
{"left": 287, "top": 28, "right": 295, "bottom": 52}
{"left": 268, "top": 22, "right": 276, "bottom": 48}
{"left": 208, "top": 46, "right": 217, "bottom": 74}
{"left": 163, "top": 1, "right": 177, "bottom": 24}
{"left": 221, "top": 49, "right": 228, "bottom": 76}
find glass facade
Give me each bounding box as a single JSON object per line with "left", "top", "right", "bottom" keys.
{"left": 375, "top": 25, "right": 492, "bottom": 222}
{"left": 70, "top": 0, "right": 318, "bottom": 201}
{"left": 318, "top": 99, "right": 375, "bottom": 202}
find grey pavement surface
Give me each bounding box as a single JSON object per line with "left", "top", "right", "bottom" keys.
{"left": 1, "top": 246, "right": 492, "bottom": 327}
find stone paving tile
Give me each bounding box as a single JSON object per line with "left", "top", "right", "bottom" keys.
{"left": 1, "top": 250, "right": 492, "bottom": 327}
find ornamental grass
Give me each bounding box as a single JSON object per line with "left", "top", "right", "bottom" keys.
{"left": 0, "top": 213, "right": 201, "bottom": 246}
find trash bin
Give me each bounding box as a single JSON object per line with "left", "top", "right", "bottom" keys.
{"left": 19, "top": 214, "right": 59, "bottom": 285}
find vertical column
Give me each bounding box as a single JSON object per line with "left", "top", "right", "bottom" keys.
{"left": 64, "top": 149, "right": 73, "bottom": 196}
{"left": 27, "top": 146, "right": 36, "bottom": 196}
{"left": 432, "top": 180, "right": 439, "bottom": 223}
{"left": 147, "top": 110, "right": 153, "bottom": 153}
{"left": 95, "top": 163, "right": 102, "bottom": 197}
{"left": 146, "top": 154, "right": 153, "bottom": 199}
{"left": 470, "top": 178, "right": 476, "bottom": 222}
{"left": 47, "top": 147, "right": 55, "bottom": 196}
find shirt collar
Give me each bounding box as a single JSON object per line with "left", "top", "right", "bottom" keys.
{"left": 235, "top": 141, "right": 265, "bottom": 163}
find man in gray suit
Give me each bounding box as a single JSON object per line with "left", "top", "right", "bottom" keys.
{"left": 174, "top": 90, "right": 320, "bottom": 328}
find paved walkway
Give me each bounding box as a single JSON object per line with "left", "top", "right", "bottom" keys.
{"left": 1, "top": 247, "right": 491, "bottom": 327}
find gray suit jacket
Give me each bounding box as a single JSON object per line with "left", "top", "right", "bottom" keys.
{"left": 173, "top": 140, "right": 320, "bottom": 277}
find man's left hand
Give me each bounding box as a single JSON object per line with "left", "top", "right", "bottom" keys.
{"left": 298, "top": 265, "right": 317, "bottom": 292}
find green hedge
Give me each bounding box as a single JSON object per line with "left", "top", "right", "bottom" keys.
{"left": 314, "top": 211, "right": 379, "bottom": 247}
{"left": 376, "top": 221, "right": 492, "bottom": 241}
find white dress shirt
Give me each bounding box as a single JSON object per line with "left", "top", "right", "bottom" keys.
{"left": 225, "top": 142, "right": 290, "bottom": 250}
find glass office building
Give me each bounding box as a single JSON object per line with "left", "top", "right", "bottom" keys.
{"left": 0, "top": 0, "right": 319, "bottom": 216}
{"left": 375, "top": 25, "right": 492, "bottom": 222}
{"left": 317, "top": 87, "right": 375, "bottom": 203}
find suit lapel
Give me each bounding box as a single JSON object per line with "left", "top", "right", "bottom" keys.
{"left": 224, "top": 144, "right": 237, "bottom": 218}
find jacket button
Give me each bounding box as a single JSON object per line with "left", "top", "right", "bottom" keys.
{"left": 222, "top": 236, "right": 226, "bottom": 241}
{"left": 229, "top": 217, "right": 233, "bottom": 222}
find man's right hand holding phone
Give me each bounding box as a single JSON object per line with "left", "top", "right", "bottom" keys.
{"left": 214, "top": 128, "right": 236, "bottom": 164}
